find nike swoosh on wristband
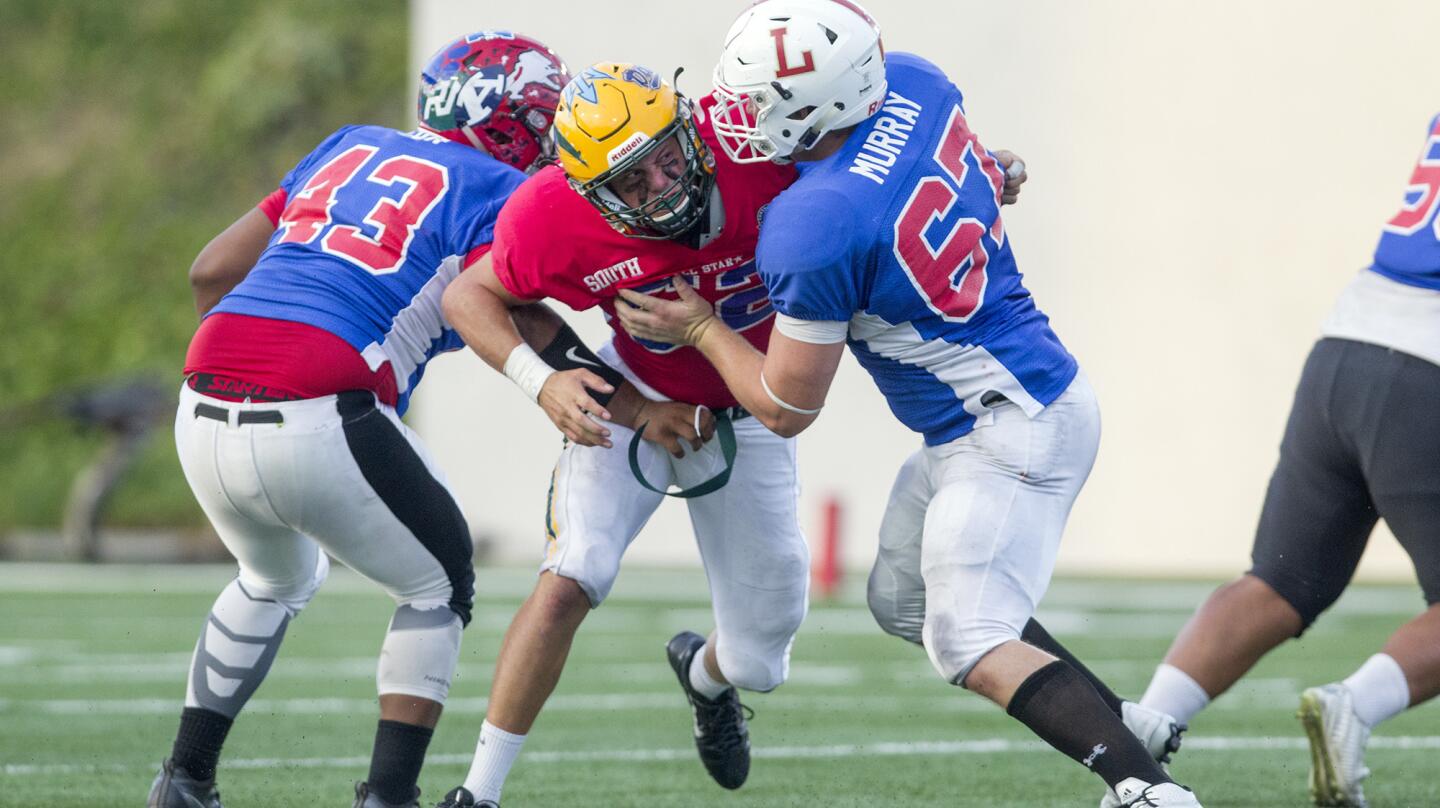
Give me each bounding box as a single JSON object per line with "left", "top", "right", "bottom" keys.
{"left": 565, "top": 347, "right": 599, "bottom": 368}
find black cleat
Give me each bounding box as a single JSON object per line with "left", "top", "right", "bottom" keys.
{"left": 435, "top": 786, "right": 499, "bottom": 808}
{"left": 666, "top": 630, "right": 752, "bottom": 790}
{"left": 147, "top": 758, "right": 222, "bottom": 808}
{"left": 353, "top": 781, "right": 421, "bottom": 808}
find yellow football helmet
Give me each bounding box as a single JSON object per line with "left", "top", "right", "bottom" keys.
{"left": 552, "top": 63, "right": 716, "bottom": 240}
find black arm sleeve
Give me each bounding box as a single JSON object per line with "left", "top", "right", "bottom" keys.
{"left": 536, "top": 325, "right": 626, "bottom": 406}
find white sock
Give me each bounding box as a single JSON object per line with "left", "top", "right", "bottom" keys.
{"left": 1139, "top": 663, "right": 1211, "bottom": 725}
{"left": 688, "top": 643, "right": 730, "bottom": 699}
{"left": 461, "top": 720, "right": 526, "bottom": 803}
{"left": 1342, "top": 653, "right": 1410, "bottom": 727}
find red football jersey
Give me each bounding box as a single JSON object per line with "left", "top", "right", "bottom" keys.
{"left": 491, "top": 99, "right": 797, "bottom": 408}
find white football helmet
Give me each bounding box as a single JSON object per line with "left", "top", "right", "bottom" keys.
{"left": 711, "top": 0, "right": 887, "bottom": 163}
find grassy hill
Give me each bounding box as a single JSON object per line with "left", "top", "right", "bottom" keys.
{"left": 0, "top": 0, "right": 407, "bottom": 531}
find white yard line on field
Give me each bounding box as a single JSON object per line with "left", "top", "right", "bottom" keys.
{"left": 0, "top": 563, "right": 1425, "bottom": 615}
{"left": 0, "top": 692, "right": 996, "bottom": 716}
{"left": 7, "top": 736, "right": 1440, "bottom": 777}
{"left": 0, "top": 680, "right": 1345, "bottom": 717}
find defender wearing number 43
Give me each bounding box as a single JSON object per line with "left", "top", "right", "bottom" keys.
{"left": 618, "top": 1, "right": 1203, "bottom": 806}
{"left": 148, "top": 32, "right": 698, "bottom": 808}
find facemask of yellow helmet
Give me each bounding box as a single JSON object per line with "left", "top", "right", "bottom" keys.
{"left": 552, "top": 64, "right": 717, "bottom": 241}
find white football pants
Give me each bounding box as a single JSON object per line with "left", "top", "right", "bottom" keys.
{"left": 539, "top": 343, "right": 810, "bottom": 693}
{"left": 866, "top": 373, "right": 1101, "bottom": 684}
{"left": 174, "top": 385, "right": 471, "bottom": 704}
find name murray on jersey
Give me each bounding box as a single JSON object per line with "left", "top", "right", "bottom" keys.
{"left": 849, "top": 91, "right": 924, "bottom": 186}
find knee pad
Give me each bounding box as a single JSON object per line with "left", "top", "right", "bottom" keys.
{"left": 867, "top": 561, "right": 925, "bottom": 645}
{"left": 923, "top": 614, "right": 1022, "bottom": 685}
{"left": 376, "top": 601, "right": 463, "bottom": 704}
{"left": 187, "top": 574, "right": 308, "bottom": 718}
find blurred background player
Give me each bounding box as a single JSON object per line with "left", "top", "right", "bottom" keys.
{"left": 616, "top": 1, "right": 1200, "bottom": 806}
{"left": 148, "top": 32, "right": 695, "bottom": 808}
{"left": 1136, "top": 113, "right": 1440, "bottom": 808}
{"left": 434, "top": 63, "right": 805, "bottom": 807}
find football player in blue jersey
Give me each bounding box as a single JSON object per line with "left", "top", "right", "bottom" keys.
{"left": 1135, "top": 114, "right": 1440, "bottom": 808}
{"left": 148, "top": 32, "right": 705, "bottom": 808}
{"left": 616, "top": 1, "right": 1202, "bottom": 806}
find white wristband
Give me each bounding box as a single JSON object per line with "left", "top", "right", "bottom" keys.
{"left": 502, "top": 343, "right": 556, "bottom": 403}
{"left": 761, "top": 371, "right": 823, "bottom": 415}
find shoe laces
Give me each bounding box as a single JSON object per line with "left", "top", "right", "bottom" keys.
{"left": 692, "top": 689, "right": 754, "bottom": 752}
{"left": 437, "top": 787, "right": 474, "bottom": 808}
{"left": 1123, "top": 785, "right": 1163, "bottom": 808}
{"left": 1159, "top": 722, "right": 1187, "bottom": 764}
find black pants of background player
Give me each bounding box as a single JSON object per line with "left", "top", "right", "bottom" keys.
{"left": 1248, "top": 338, "right": 1440, "bottom": 628}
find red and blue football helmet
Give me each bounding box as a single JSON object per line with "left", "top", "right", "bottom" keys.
{"left": 418, "top": 31, "right": 571, "bottom": 173}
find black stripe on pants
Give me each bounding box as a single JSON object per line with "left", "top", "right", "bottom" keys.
{"left": 337, "top": 391, "right": 475, "bottom": 625}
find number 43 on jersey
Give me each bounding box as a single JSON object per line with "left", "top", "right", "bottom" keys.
{"left": 277, "top": 145, "right": 451, "bottom": 274}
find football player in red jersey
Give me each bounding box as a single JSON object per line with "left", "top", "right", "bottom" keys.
{"left": 435, "top": 64, "right": 801, "bottom": 806}
{"left": 148, "top": 34, "right": 700, "bottom": 808}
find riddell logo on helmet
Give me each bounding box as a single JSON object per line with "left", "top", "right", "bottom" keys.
{"left": 607, "top": 132, "right": 651, "bottom": 166}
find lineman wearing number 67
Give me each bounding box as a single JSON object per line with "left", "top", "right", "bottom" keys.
{"left": 435, "top": 58, "right": 1029, "bottom": 806}
{"left": 618, "top": 1, "right": 1204, "bottom": 807}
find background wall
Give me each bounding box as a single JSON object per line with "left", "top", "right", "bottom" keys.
{"left": 409, "top": 1, "right": 1440, "bottom": 579}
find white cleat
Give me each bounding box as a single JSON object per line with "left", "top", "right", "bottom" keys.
{"left": 1122, "top": 701, "right": 1187, "bottom": 764}
{"left": 1298, "top": 684, "right": 1371, "bottom": 807}
{"left": 1106, "top": 778, "right": 1203, "bottom": 807}
{"left": 1099, "top": 703, "right": 1188, "bottom": 807}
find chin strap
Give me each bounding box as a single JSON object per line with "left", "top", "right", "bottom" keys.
{"left": 628, "top": 413, "right": 737, "bottom": 498}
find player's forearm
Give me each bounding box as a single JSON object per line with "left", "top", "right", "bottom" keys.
{"left": 191, "top": 254, "right": 250, "bottom": 316}
{"left": 511, "top": 303, "right": 566, "bottom": 353}
{"left": 694, "top": 323, "right": 817, "bottom": 437}
{"left": 192, "top": 278, "right": 238, "bottom": 318}
{"left": 605, "top": 382, "right": 651, "bottom": 430}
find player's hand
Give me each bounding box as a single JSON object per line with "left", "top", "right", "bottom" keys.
{"left": 538, "top": 369, "right": 615, "bottom": 448}
{"left": 616, "top": 277, "right": 717, "bottom": 346}
{"left": 635, "top": 401, "right": 717, "bottom": 458}
{"left": 993, "top": 149, "right": 1027, "bottom": 205}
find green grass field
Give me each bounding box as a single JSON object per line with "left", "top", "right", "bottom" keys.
{"left": 2, "top": 563, "right": 1436, "bottom": 807}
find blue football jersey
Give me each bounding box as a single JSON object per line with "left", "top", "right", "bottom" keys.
{"left": 211, "top": 125, "right": 526, "bottom": 413}
{"left": 757, "top": 53, "right": 1077, "bottom": 446}
{"left": 1370, "top": 114, "right": 1440, "bottom": 290}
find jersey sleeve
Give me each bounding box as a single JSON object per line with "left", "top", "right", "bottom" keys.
{"left": 277, "top": 125, "right": 362, "bottom": 196}
{"left": 756, "top": 189, "right": 864, "bottom": 321}
{"left": 489, "top": 171, "right": 598, "bottom": 310}
{"left": 256, "top": 188, "right": 287, "bottom": 226}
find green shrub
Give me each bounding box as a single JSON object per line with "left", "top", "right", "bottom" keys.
{"left": 0, "top": 0, "right": 407, "bottom": 529}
